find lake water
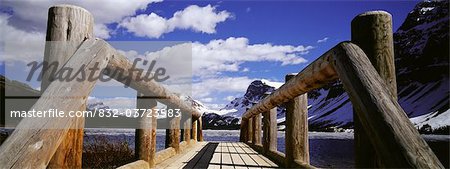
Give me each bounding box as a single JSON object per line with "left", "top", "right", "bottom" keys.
{"left": 83, "top": 129, "right": 449, "bottom": 168}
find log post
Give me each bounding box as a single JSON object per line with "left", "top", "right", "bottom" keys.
{"left": 246, "top": 117, "right": 253, "bottom": 144}
{"left": 183, "top": 118, "right": 191, "bottom": 144}
{"left": 252, "top": 114, "right": 262, "bottom": 146}
{"left": 165, "top": 116, "right": 180, "bottom": 153}
{"left": 43, "top": 5, "right": 94, "bottom": 168}
{"left": 351, "top": 11, "right": 396, "bottom": 168}
{"left": 192, "top": 120, "right": 198, "bottom": 141}
{"left": 197, "top": 116, "right": 204, "bottom": 141}
{"left": 239, "top": 118, "right": 248, "bottom": 142}
{"left": 135, "top": 93, "right": 157, "bottom": 167}
{"left": 333, "top": 42, "right": 443, "bottom": 168}
{"left": 285, "top": 74, "right": 309, "bottom": 167}
{"left": 149, "top": 107, "right": 157, "bottom": 167}
{"left": 262, "top": 107, "right": 277, "bottom": 153}
{"left": 0, "top": 39, "right": 111, "bottom": 168}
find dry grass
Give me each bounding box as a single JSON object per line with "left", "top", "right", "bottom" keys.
{"left": 82, "top": 135, "right": 135, "bottom": 168}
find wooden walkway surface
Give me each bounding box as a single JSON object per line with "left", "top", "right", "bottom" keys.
{"left": 156, "top": 142, "right": 279, "bottom": 169}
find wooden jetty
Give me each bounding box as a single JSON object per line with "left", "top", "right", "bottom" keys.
{"left": 0, "top": 5, "right": 444, "bottom": 169}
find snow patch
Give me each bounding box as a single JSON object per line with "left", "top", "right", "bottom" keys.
{"left": 410, "top": 109, "right": 450, "bottom": 129}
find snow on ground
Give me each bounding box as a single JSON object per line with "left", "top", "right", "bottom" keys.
{"left": 410, "top": 109, "right": 450, "bottom": 129}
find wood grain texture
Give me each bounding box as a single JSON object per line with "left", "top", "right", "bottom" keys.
{"left": 183, "top": 118, "right": 192, "bottom": 144}
{"left": 262, "top": 108, "right": 277, "bottom": 154}
{"left": 239, "top": 119, "right": 248, "bottom": 142}
{"left": 135, "top": 94, "right": 157, "bottom": 166}
{"left": 42, "top": 5, "right": 94, "bottom": 168}
{"left": 117, "top": 160, "right": 150, "bottom": 169}
{"left": 197, "top": 116, "right": 204, "bottom": 141}
{"left": 0, "top": 39, "right": 112, "bottom": 168}
{"left": 246, "top": 118, "right": 253, "bottom": 144}
{"left": 154, "top": 147, "right": 177, "bottom": 165}
{"left": 103, "top": 51, "right": 202, "bottom": 120}
{"left": 242, "top": 46, "right": 339, "bottom": 120}
{"left": 192, "top": 120, "right": 198, "bottom": 141}
{"left": 252, "top": 114, "right": 262, "bottom": 146}
{"left": 351, "top": 11, "right": 397, "bottom": 168}
{"left": 285, "top": 74, "right": 309, "bottom": 167}
{"left": 333, "top": 42, "right": 443, "bottom": 168}
{"left": 165, "top": 117, "right": 181, "bottom": 153}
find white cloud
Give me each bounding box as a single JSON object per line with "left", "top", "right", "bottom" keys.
{"left": 119, "top": 5, "right": 231, "bottom": 38}
{"left": 192, "top": 76, "right": 255, "bottom": 99}
{"left": 200, "top": 97, "right": 214, "bottom": 103}
{"left": 224, "top": 96, "right": 235, "bottom": 101}
{"left": 2, "top": 0, "right": 161, "bottom": 39}
{"left": 192, "top": 37, "right": 311, "bottom": 76}
{"left": 94, "top": 24, "right": 111, "bottom": 39}
{"left": 317, "top": 37, "right": 329, "bottom": 43}
{"left": 138, "top": 37, "right": 312, "bottom": 77}
{"left": 0, "top": 14, "right": 45, "bottom": 63}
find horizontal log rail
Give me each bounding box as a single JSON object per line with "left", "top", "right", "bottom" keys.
{"left": 241, "top": 47, "right": 338, "bottom": 120}
{"left": 240, "top": 42, "right": 443, "bottom": 168}
{"left": 0, "top": 5, "right": 203, "bottom": 168}
{"left": 104, "top": 51, "right": 202, "bottom": 120}
{"left": 0, "top": 5, "right": 444, "bottom": 169}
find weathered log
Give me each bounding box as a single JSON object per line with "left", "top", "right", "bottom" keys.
{"left": 247, "top": 117, "right": 253, "bottom": 144}
{"left": 154, "top": 147, "right": 177, "bottom": 165}
{"left": 262, "top": 107, "right": 277, "bottom": 154}
{"left": 165, "top": 116, "right": 180, "bottom": 153}
{"left": 333, "top": 42, "right": 443, "bottom": 168}
{"left": 117, "top": 160, "right": 150, "bottom": 169}
{"left": 291, "top": 160, "right": 316, "bottom": 169}
{"left": 135, "top": 94, "right": 157, "bottom": 166}
{"left": 192, "top": 120, "right": 198, "bottom": 141}
{"left": 351, "top": 11, "right": 397, "bottom": 168}
{"left": 242, "top": 47, "right": 339, "bottom": 120}
{"left": 42, "top": 5, "right": 94, "bottom": 168}
{"left": 178, "top": 141, "right": 189, "bottom": 152}
{"left": 183, "top": 118, "right": 192, "bottom": 144}
{"left": 197, "top": 116, "right": 204, "bottom": 141}
{"left": 252, "top": 114, "right": 262, "bottom": 146}
{"left": 0, "top": 39, "right": 112, "bottom": 168}
{"left": 285, "top": 74, "right": 309, "bottom": 167}
{"left": 239, "top": 119, "right": 248, "bottom": 142}
{"left": 103, "top": 51, "right": 201, "bottom": 120}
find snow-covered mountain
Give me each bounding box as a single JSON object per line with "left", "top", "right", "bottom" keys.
{"left": 212, "top": 0, "right": 449, "bottom": 132}
{"left": 87, "top": 102, "right": 110, "bottom": 111}
{"left": 222, "top": 79, "right": 284, "bottom": 118}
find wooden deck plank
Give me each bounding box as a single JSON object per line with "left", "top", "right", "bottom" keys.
{"left": 153, "top": 142, "right": 278, "bottom": 169}
{"left": 207, "top": 164, "right": 221, "bottom": 169}
{"left": 240, "top": 153, "right": 258, "bottom": 166}
{"left": 249, "top": 154, "right": 271, "bottom": 167}
{"left": 210, "top": 153, "right": 221, "bottom": 164}
{"left": 156, "top": 142, "right": 205, "bottom": 168}
{"left": 256, "top": 154, "right": 278, "bottom": 167}
{"left": 187, "top": 143, "right": 218, "bottom": 168}
{"left": 221, "top": 144, "right": 233, "bottom": 165}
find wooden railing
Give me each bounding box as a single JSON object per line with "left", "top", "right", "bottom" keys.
{"left": 239, "top": 11, "right": 444, "bottom": 169}
{"left": 0, "top": 5, "right": 203, "bottom": 169}
{"left": 0, "top": 5, "right": 445, "bottom": 169}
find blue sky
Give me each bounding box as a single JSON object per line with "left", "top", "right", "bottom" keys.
{"left": 0, "top": 0, "right": 419, "bottom": 110}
